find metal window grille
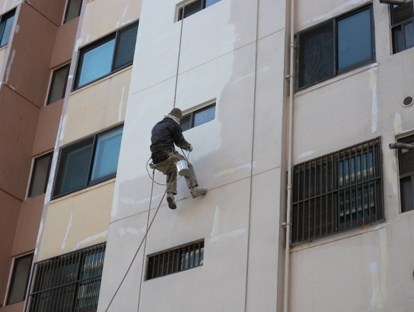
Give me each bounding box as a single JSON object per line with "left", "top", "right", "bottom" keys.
{"left": 292, "top": 138, "right": 383, "bottom": 244}
{"left": 25, "top": 243, "right": 106, "bottom": 312}
{"left": 146, "top": 240, "right": 204, "bottom": 280}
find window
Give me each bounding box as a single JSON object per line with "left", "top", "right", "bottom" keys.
{"left": 391, "top": 0, "right": 414, "bottom": 53}
{"left": 64, "top": 0, "right": 82, "bottom": 23}
{"left": 47, "top": 64, "right": 70, "bottom": 105}
{"left": 26, "top": 243, "right": 105, "bottom": 312}
{"left": 74, "top": 21, "right": 138, "bottom": 89}
{"left": 146, "top": 240, "right": 204, "bottom": 280}
{"left": 28, "top": 152, "right": 53, "bottom": 198}
{"left": 397, "top": 135, "right": 414, "bottom": 212}
{"left": 6, "top": 253, "right": 33, "bottom": 305}
{"left": 52, "top": 125, "right": 123, "bottom": 198}
{"left": 296, "top": 5, "right": 375, "bottom": 90}
{"left": 0, "top": 9, "right": 15, "bottom": 48}
{"left": 292, "top": 138, "right": 383, "bottom": 244}
{"left": 181, "top": 104, "right": 216, "bottom": 131}
{"left": 178, "top": 0, "right": 221, "bottom": 21}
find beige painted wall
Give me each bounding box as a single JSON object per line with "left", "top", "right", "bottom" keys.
{"left": 37, "top": 181, "right": 115, "bottom": 261}
{"left": 78, "top": 0, "right": 141, "bottom": 48}
{"left": 60, "top": 69, "right": 131, "bottom": 145}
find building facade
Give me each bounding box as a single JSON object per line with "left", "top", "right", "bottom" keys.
{"left": 1, "top": 0, "right": 414, "bottom": 312}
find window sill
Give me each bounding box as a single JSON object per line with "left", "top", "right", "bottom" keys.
{"left": 294, "top": 62, "right": 379, "bottom": 97}
{"left": 49, "top": 177, "right": 116, "bottom": 204}
{"left": 70, "top": 65, "right": 132, "bottom": 96}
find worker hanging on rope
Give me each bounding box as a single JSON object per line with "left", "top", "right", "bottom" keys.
{"left": 149, "top": 108, "right": 207, "bottom": 209}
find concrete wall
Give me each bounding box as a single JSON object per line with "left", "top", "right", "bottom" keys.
{"left": 98, "top": 0, "right": 288, "bottom": 311}
{"left": 289, "top": 1, "right": 414, "bottom": 311}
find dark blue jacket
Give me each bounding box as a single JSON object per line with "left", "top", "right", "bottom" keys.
{"left": 150, "top": 117, "right": 191, "bottom": 163}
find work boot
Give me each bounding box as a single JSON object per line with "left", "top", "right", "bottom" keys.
{"left": 167, "top": 193, "right": 177, "bottom": 209}
{"left": 190, "top": 187, "right": 207, "bottom": 198}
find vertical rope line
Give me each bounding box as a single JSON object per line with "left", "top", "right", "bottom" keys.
{"left": 137, "top": 170, "right": 155, "bottom": 312}
{"left": 173, "top": 4, "right": 186, "bottom": 108}
{"left": 104, "top": 183, "right": 167, "bottom": 312}
{"left": 244, "top": 0, "right": 260, "bottom": 311}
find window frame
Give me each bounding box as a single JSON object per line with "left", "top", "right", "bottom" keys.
{"left": 27, "top": 151, "right": 53, "bottom": 199}
{"left": 52, "top": 124, "right": 123, "bottom": 199}
{"left": 291, "top": 138, "right": 384, "bottom": 245}
{"left": 296, "top": 4, "right": 375, "bottom": 91}
{"left": 397, "top": 135, "right": 414, "bottom": 213}
{"left": 5, "top": 253, "right": 33, "bottom": 306}
{"left": 0, "top": 9, "right": 15, "bottom": 48}
{"left": 390, "top": 1, "right": 414, "bottom": 53}
{"left": 25, "top": 243, "right": 106, "bottom": 312}
{"left": 73, "top": 21, "right": 138, "bottom": 90}
{"left": 181, "top": 103, "right": 216, "bottom": 131}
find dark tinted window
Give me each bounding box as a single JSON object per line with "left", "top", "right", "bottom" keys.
{"left": 53, "top": 126, "right": 123, "bottom": 198}
{"left": 391, "top": 1, "right": 414, "bottom": 53}
{"left": 28, "top": 153, "right": 53, "bottom": 198}
{"left": 297, "top": 5, "right": 374, "bottom": 90}
{"left": 113, "top": 23, "right": 139, "bottom": 69}
{"left": 398, "top": 135, "right": 414, "bottom": 212}
{"left": 64, "top": 0, "right": 83, "bottom": 23}
{"left": 47, "top": 64, "right": 70, "bottom": 105}
{"left": 337, "top": 8, "right": 373, "bottom": 71}
{"left": 0, "top": 9, "right": 15, "bottom": 47}
{"left": 178, "top": 0, "right": 221, "bottom": 21}
{"left": 6, "top": 254, "right": 33, "bottom": 305}
{"left": 298, "top": 21, "right": 334, "bottom": 88}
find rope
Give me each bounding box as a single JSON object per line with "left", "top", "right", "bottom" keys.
{"left": 105, "top": 4, "right": 188, "bottom": 311}
{"left": 104, "top": 170, "right": 166, "bottom": 312}
{"left": 244, "top": 0, "right": 260, "bottom": 311}
{"left": 173, "top": 2, "right": 185, "bottom": 108}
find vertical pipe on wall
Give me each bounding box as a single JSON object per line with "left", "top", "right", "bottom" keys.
{"left": 283, "top": 0, "right": 295, "bottom": 311}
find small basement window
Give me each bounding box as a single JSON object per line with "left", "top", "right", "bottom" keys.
{"left": 146, "top": 240, "right": 204, "bottom": 280}
{"left": 181, "top": 104, "right": 216, "bottom": 131}
{"left": 177, "top": 0, "right": 221, "bottom": 21}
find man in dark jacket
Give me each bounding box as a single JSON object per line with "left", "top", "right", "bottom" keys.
{"left": 150, "top": 108, "right": 207, "bottom": 209}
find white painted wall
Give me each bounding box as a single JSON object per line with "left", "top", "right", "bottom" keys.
{"left": 99, "top": 0, "right": 288, "bottom": 311}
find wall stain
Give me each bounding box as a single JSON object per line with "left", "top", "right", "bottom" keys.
{"left": 370, "top": 229, "right": 388, "bottom": 308}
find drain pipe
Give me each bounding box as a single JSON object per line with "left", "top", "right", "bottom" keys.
{"left": 283, "top": 0, "right": 295, "bottom": 311}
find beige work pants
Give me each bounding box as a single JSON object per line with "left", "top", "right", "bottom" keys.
{"left": 151, "top": 152, "right": 198, "bottom": 194}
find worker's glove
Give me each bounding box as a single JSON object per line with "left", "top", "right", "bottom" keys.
{"left": 187, "top": 144, "right": 193, "bottom": 152}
